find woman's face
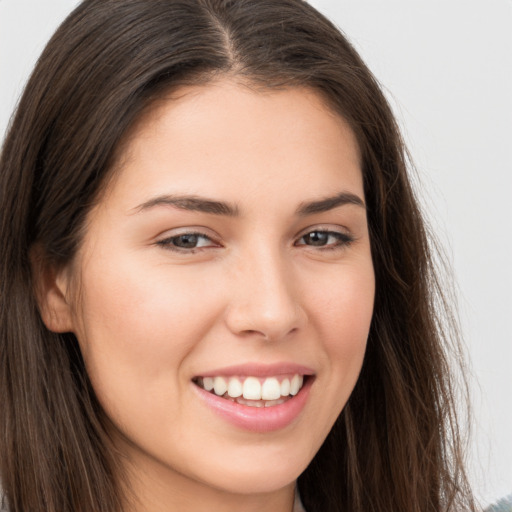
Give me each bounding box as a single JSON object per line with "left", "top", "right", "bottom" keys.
{"left": 60, "top": 81, "right": 374, "bottom": 503}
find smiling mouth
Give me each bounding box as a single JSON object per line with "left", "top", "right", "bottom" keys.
{"left": 193, "top": 374, "right": 306, "bottom": 408}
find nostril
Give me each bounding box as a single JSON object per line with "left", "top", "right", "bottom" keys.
{"left": 224, "top": 301, "right": 306, "bottom": 342}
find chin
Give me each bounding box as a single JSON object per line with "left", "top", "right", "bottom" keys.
{"left": 182, "top": 445, "right": 311, "bottom": 496}
{"left": 203, "top": 464, "right": 304, "bottom": 495}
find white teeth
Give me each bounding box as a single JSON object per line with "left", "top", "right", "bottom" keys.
{"left": 203, "top": 377, "right": 214, "bottom": 392}
{"left": 264, "top": 398, "right": 286, "bottom": 407}
{"left": 261, "top": 377, "right": 281, "bottom": 400}
{"left": 242, "top": 377, "right": 261, "bottom": 400}
{"left": 227, "top": 377, "right": 243, "bottom": 398}
{"left": 280, "top": 378, "right": 290, "bottom": 396}
{"left": 236, "top": 397, "right": 265, "bottom": 407}
{"left": 290, "top": 374, "right": 302, "bottom": 396}
{"left": 213, "top": 376, "right": 227, "bottom": 396}
{"left": 200, "top": 374, "right": 306, "bottom": 400}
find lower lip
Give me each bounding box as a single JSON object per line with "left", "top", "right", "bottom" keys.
{"left": 193, "top": 377, "right": 313, "bottom": 433}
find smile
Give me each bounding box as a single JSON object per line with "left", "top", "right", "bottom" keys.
{"left": 192, "top": 364, "right": 314, "bottom": 432}
{"left": 194, "top": 374, "right": 305, "bottom": 407}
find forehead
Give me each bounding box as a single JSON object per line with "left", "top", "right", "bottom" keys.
{"left": 104, "top": 80, "right": 363, "bottom": 211}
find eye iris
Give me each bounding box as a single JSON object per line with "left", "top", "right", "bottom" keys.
{"left": 305, "top": 231, "right": 329, "bottom": 246}
{"left": 173, "top": 234, "right": 199, "bottom": 248}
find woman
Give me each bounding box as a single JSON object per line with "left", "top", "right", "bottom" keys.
{"left": 0, "top": 0, "right": 477, "bottom": 511}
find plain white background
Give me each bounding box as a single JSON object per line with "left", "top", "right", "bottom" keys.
{"left": 1, "top": 0, "right": 511, "bottom": 506}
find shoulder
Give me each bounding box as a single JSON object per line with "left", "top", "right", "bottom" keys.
{"left": 486, "top": 495, "right": 512, "bottom": 512}
{"left": 294, "top": 489, "right": 307, "bottom": 512}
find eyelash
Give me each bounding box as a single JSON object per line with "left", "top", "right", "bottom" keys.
{"left": 156, "top": 232, "right": 216, "bottom": 253}
{"left": 295, "top": 230, "right": 355, "bottom": 251}
{"left": 156, "top": 228, "right": 355, "bottom": 254}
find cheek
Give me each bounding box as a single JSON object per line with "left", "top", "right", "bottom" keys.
{"left": 71, "top": 254, "right": 223, "bottom": 409}
{"left": 333, "top": 274, "right": 373, "bottom": 370}
{"left": 304, "top": 261, "right": 374, "bottom": 419}
{"left": 309, "top": 260, "right": 375, "bottom": 347}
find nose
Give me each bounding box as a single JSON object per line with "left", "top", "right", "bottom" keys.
{"left": 224, "top": 247, "right": 307, "bottom": 342}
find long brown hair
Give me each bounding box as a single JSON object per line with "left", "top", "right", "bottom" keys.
{"left": 0, "top": 0, "right": 475, "bottom": 511}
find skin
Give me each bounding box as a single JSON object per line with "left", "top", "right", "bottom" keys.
{"left": 40, "top": 80, "right": 375, "bottom": 512}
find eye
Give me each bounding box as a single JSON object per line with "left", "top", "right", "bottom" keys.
{"left": 156, "top": 232, "right": 218, "bottom": 252}
{"left": 295, "top": 229, "right": 354, "bottom": 249}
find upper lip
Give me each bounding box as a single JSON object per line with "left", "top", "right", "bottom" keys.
{"left": 195, "top": 362, "right": 315, "bottom": 378}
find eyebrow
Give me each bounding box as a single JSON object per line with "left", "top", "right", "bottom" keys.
{"left": 133, "top": 195, "right": 239, "bottom": 216}
{"left": 132, "top": 191, "right": 365, "bottom": 216}
{"left": 296, "top": 192, "right": 365, "bottom": 215}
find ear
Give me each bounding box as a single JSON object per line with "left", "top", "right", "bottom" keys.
{"left": 30, "top": 244, "right": 75, "bottom": 333}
